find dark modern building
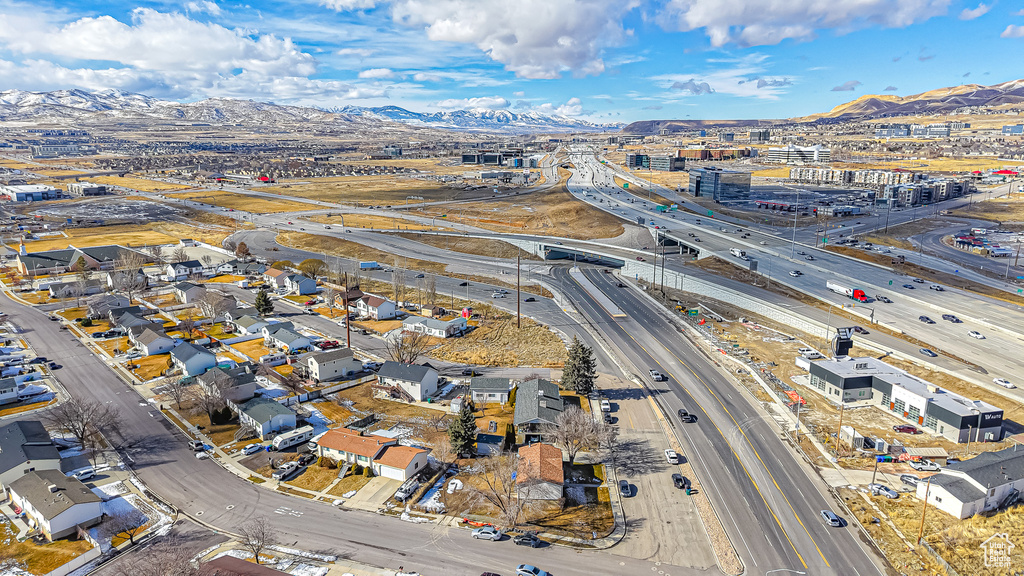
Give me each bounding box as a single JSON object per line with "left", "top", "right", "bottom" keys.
{"left": 649, "top": 156, "right": 686, "bottom": 172}
{"left": 687, "top": 167, "right": 751, "bottom": 203}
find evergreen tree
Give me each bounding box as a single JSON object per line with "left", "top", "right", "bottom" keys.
{"left": 448, "top": 404, "right": 478, "bottom": 456}
{"left": 562, "top": 336, "right": 596, "bottom": 396}
{"left": 255, "top": 289, "right": 274, "bottom": 316}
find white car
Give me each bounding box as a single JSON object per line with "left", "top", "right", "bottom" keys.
{"left": 242, "top": 443, "right": 263, "bottom": 455}
{"left": 471, "top": 526, "right": 503, "bottom": 540}
{"left": 968, "top": 331, "right": 985, "bottom": 339}
{"left": 71, "top": 468, "right": 96, "bottom": 481}
{"left": 664, "top": 449, "right": 680, "bottom": 464}
{"left": 994, "top": 378, "right": 1016, "bottom": 389}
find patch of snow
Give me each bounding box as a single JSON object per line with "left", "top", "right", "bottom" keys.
{"left": 289, "top": 564, "right": 328, "bottom": 576}
{"left": 447, "top": 479, "right": 463, "bottom": 494}
{"left": 59, "top": 447, "right": 86, "bottom": 458}
{"left": 342, "top": 490, "right": 357, "bottom": 498}
{"left": 212, "top": 549, "right": 254, "bottom": 560}
{"left": 402, "top": 505, "right": 435, "bottom": 522}
{"left": 130, "top": 477, "right": 147, "bottom": 493}
{"left": 267, "top": 546, "right": 336, "bottom": 562}
{"left": 436, "top": 381, "right": 457, "bottom": 397}
{"left": 303, "top": 407, "right": 330, "bottom": 435}
{"left": 95, "top": 481, "right": 129, "bottom": 497}
{"left": 18, "top": 383, "right": 49, "bottom": 397}
{"left": 259, "top": 386, "right": 289, "bottom": 398}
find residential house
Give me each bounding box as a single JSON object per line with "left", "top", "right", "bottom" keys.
{"left": 164, "top": 260, "right": 204, "bottom": 281}
{"left": 373, "top": 361, "right": 438, "bottom": 402}
{"left": 263, "top": 323, "right": 311, "bottom": 353}
{"left": 0, "top": 377, "right": 17, "bottom": 405}
{"left": 135, "top": 328, "right": 176, "bottom": 356}
{"left": 203, "top": 556, "right": 290, "bottom": 576}
{"left": 237, "top": 397, "right": 296, "bottom": 440}
{"left": 421, "top": 306, "right": 446, "bottom": 318}
{"left": 916, "top": 446, "right": 1024, "bottom": 519}
{"left": 402, "top": 316, "right": 466, "bottom": 338}
{"left": 16, "top": 244, "right": 137, "bottom": 276}
{"left": 173, "top": 281, "right": 205, "bottom": 304}
{"left": 105, "top": 269, "right": 147, "bottom": 291}
{"left": 262, "top": 268, "right": 289, "bottom": 288}
{"left": 232, "top": 315, "right": 270, "bottom": 335}
{"left": 0, "top": 420, "right": 62, "bottom": 494}
{"left": 108, "top": 306, "right": 144, "bottom": 324}
{"left": 86, "top": 293, "right": 129, "bottom": 319}
{"left": 333, "top": 287, "right": 364, "bottom": 310}
{"left": 223, "top": 307, "right": 259, "bottom": 323}
{"left": 313, "top": 427, "right": 429, "bottom": 481}
{"left": 47, "top": 279, "right": 104, "bottom": 299}
{"left": 8, "top": 470, "right": 102, "bottom": 541}
{"left": 285, "top": 274, "right": 317, "bottom": 295}
{"left": 216, "top": 260, "right": 266, "bottom": 276}
{"left": 306, "top": 348, "right": 362, "bottom": 383}
{"left": 197, "top": 363, "right": 259, "bottom": 404}
{"left": 516, "top": 443, "right": 564, "bottom": 501}
{"left": 513, "top": 378, "right": 564, "bottom": 444}
{"left": 126, "top": 321, "right": 168, "bottom": 343}
{"left": 357, "top": 295, "right": 397, "bottom": 320}
{"left": 169, "top": 342, "right": 218, "bottom": 377}
{"left": 470, "top": 377, "right": 512, "bottom": 405}
{"left": 179, "top": 238, "right": 198, "bottom": 247}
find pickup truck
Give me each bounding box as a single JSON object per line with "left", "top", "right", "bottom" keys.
{"left": 649, "top": 369, "right": 666, "bottom": 381}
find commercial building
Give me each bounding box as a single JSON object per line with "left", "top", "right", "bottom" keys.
{"left": 676, "top": 147, "right": 753, "bottom": 160}
{"left": 0, "top": 184, "right": 61, "bottom": 202}
{"left": 875, "top": 125, "right": 911, "bottom": 139}
{"left": 625, "top": 153, "right": 649, "bottom": 169}
{"left": 765, "top": 145, "right": 831, "bottom": 164}
{"left": 1002, "top": 124, "right": 1024, "bottom": 135}
{"left": 718, "top": 132, "right": 735, "bottom": 142}
{"left": 852, "top": 169, "right": 915, "bottom": 186}
{"left": 916, "top": 446, "right": 1024, "bottom": 519}
{"left": 805, "top": 356, "right": 1003, "bottom": 443}
{"left": 789, "top": 167, "right": 852, "bottom": 184}
{"left": 749, "top": 129, "right": 771, "bottom": 143}
{"left": 29, "top": 144, "right": 79, "bottom": 158}
{"left": 687, "top": 167, "right": 751, "bottom": 203}
{"left": 911, "top": 123, "right": 951, "bottom": 138}
{"left": 648, "top": 156, "right": 686, "bottom": 172}
{"left": 66, "top": 182, "right": 108, "bottom": 196}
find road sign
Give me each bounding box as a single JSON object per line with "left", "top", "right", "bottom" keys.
{"left": 707, "top": 210, "right": 713, "bottom": 216}
{"left": 623, "top": 183, "right": 629, "bottom": 189}
{"left": 889, "top": 280, "right": 893, "bottom": 285}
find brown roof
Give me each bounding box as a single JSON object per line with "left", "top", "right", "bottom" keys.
{"left": 517, "top": 443, "right": 564, "bottom": 486}
{"left": 374, "top": 444, "right": 429, "bottom": 469}
{"left": 203, "top": 556, "right": 288, "bottom": 576}
{"left": 316, "top": 427, "right": 394, "bottom": 458}
{"left": 362, "top": 295, "right": 388, "bottom": 308}
{"left": 264, "top": 268, "right": 287, "bottom": 278}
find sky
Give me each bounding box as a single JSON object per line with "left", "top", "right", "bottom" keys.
{"left": 0, "top": 0, "right": 1022, "bottom": 123}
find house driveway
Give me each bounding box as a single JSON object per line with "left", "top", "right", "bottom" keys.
{"left": 345, "top": 477, "right": 403, "bottom": 509}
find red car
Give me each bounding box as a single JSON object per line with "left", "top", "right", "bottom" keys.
{"left": 893, "top": 425, "right": 919, "bottom": 434}
{"left": 305, "top": 299, "right": 317, "bottom": 306}
{"left": 636, "top": 256, "right": 645, "bottom": 261}
{"left": 319, "top": 340, "right": 340, "bottom": 350}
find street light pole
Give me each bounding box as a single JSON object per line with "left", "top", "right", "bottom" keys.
{"left": 790, "top": 190, "right": 799, "bottom": 259}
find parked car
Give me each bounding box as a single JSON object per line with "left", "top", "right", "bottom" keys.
{"left": 900, "top": 474, "right": 921, "bottom": 488}
{"left": 600, "top": 399, "right": 611, "bottom": 412}
{"left": 472, "top": 526, "right": 503, "bottom": 541}
{"left": 909, "top": 459, "right": 941, "bottom": 472}
{"left": 272, "top": 461, "right": 300, "bottom": 480}
{"left": 918, "top": 315, "right": 935, "bottom": 324}
{"left": 48, "top": 315, "right": 59, "bottom": 321}
{"left": 71, "top": 468, "right": 96, "bottom": 481}
{"left": 513, "top": 532, "right": 542, "bottom": 548}
{"left": 298, "top": 453, "right": 317, "bottom": 466}
{"left": 242, "top": 443, "right": 263, "bottom": 455}
{"left": 968, "top": 331, "right": 985, "bottom": 339}
{"left": 672, "top": 473, "right": 685, "bottom": 489}
{"left": 48, "top": 362, "right": 62, "bottom": 370}
{"left": 461, "top": 368, "right": 478, "bottom": 376}
{"left": 868, "top": 483, "right": 899, "bottom": 499}
{"left": 994, "top": 378, "right": 1016, "bottom": 389}
{"left": 820, "top": 509, "right": 842, "bottom": 527}
{"left": 664, "top": 449, "right": 680, "bottom": 464}
{"left": 515, "top": 565, "right": 550, "bottom": 576}
{"left": 188, "top": 440, "right": 206, "bottom": 451}
{"left": 619, "top": 480, "right": 631, "bottom": 497}
{"left": 893, "top": 424, "right": 919, "bottom": 434}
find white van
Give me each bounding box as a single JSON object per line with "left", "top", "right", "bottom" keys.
{"left": 260, "top": 353, "right": 287, "bottom": 367}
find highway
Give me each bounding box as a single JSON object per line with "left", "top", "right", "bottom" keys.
{"left": 552, "top": 266, "right": 887, "bottom": 576}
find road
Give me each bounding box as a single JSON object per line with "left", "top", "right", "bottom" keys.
{"left": 552, "top": 266, "right": 888, "bottom": 576}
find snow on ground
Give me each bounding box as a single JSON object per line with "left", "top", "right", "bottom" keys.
{"left": 436, "top": 381, "right": 457, "bottom": 397}
{"left": 289, "top": 564, "right": 328, "bottom": 576}
{"left": 304, "top": 407, "right": 330, "bottom": 435}
{"left": 94, "top": 481, "right": 129, "bottom": 497}
{"left": 18, "top": 383, "right": 49, "bottom": 397}
{"left": 59, "top": 447, "right": 86, "bottom": 458}
{"left": 267, "top": 546, "right": 336, "bottom": 562}
{"left": 212, "top": 549, "right": 254, "bottom": 560}
{"left": 259, "top": 385, "right": 289, "bottom": 399}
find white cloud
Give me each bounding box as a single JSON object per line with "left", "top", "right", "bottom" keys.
{"left": 958, "top": 3, "right": 990, "bottom": 20}
{"left": 358, "top": 67, "right": 396, "bottom": 78}
{"left": 337, "top": 47, "right": 374, "bottom": 57}
{"left": 513, "top": 91, "right": 525, "bottom": 97}
{"left": 320, "top": 0, "right": 378, "bottom": 10}
{"left": 1001, "top": 24, "right": 1024, "bottom": 38}
{"left": 185, "top": 1, "right": 222, "bottom": 16}
{"left": 831, "top": 80, "right": 862, "bottom": 91}
{"left": 522, "top": 96, "right": 584, "bottom": 116}
{"left": 661, "top": 0, "right": 951, "bottom": 47}
{"left": 434, "top": 95, "right": 509, "bottom": 109}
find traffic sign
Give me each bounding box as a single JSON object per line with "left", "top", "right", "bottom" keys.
{"left": 707, "top": 210, "right": 713, "bottom": 216}
{"left": 889, "top": 280, "right": 893, "bottom": 285}
{"left": 623, "top": 183, "right": 629, "bottom": 189}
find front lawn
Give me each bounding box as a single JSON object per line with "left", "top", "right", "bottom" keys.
{"left": 128, "top": 355, "right": 171, "bottom": 381}
{"left": 0, "top": 520, "right": 95, "bottom": 574}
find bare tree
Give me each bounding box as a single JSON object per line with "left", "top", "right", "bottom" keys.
{"left": 238, "top": 517, "right": 276, "bottom": 564}
{"left": 474, "top": 453, "right": 532, "bottom": 529}
{"left": 197, "top": 289, "right": 233, "bottom": 320}
{"left": 107, "top": 533, "right": 204, "bottom": 576}
{"left": 172, "top": 246, "right": 190, "bottom": 263}
{"left": 382, "top": 330, "right": 432, "bottom": 364}
{"left": 545, "top": 405, "right": 601, "bottom": 466}
{"left": 425, "top": 275, "right": 437, "bottom": 309}
{"left": 104, "top": 506, "right": 148, "bottom": 545}
{"left": 186, "top": 379, "right": 225, "bottom": 424}
{"left": 200, "top": 254, "right": 213, "bottom": 270}
{"left": 179, "top": 314, "right": 198, "bottom": 340}
{"left": 431, "top": 435, "right": 455, "bottom": 465}
{"left": 280, "top": 370, "right": 306, "bottom": 395}
{"left": 427, "top": 413, "right": 451, "bottom": 433}
{"left": 391, "top": 266, "right": 406, "bottom": 304}
{"left": 150, "top": 244, "right": 164, "bottom": 263}
{"left": 223, "top": 239, "right": 237, "bottom": 253}
{"left": 44, "top": 397, "right": 120, "bottom": 446}
{"left": 323, "top": 287, "right": 338, "bottom": 318}
{"left": 163, "top": 378, "right": 190, "bottom": 410}
{"left": 113, "top": 249, "right": 148, "bottom": 303}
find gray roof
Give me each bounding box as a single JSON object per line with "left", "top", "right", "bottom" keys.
{"left": 198, "top": 364, "right": 257, "bottom": 389}
{"left": 310, "top": 348, "right": 354, "bottom": 364}
{"left": 931, "top": 446, "right": 1024, "bottom": 503}
{"left": 234, "top": 315, "right": 267, "bottom": 329}
{"left": 127, "top": 322, "right": 166, "bottom": 339}
{"left": 404, "top": 316, "right": 464, "bottom": 331}
{"left": 170, "top": 342, "right": 215, "bottom": 363}
{"left": 377, "top": 361, "right": 434, "bottom": 383}
{"left": 19, "top": 245, "right": 136, "bottom": 271}
{"left": 170, "top": 260, "right": 203, "bottom": 270}
{"left": 263, "top": 322, "right": 295, "bottom": 335}
{"left": 513, "top": 379, "right": 563, "bottom": 426}
{"left": 239, "top": 397, "right": 294, "bottom": 424}
{"left": 115, "top": 312, "right": 154, "bottom": 328}
{"left": 268, "top": 328, "right": 307, "bottom": 345}
{"left": 226, "top": 307, "right": 258, "bottom": 320}
{"left": 0, "top": 377, "right": 16, "bottom": 392}
{"left": 471, "top": 377, "right": 511, "bottom": 393}
{"left": 8, "top": 470, "right": 100, "bottom": 520}
{"left": 173, "top": 281, "right": 202, "bottom": 292}
{"left": 0, "top": 420, "right": 60, "bottom": 476}
{"left": 136, "top": 328, "right": 172, "bottom": 346}
{"left": 929, "top": 475, "right": 986, "bottom": 503}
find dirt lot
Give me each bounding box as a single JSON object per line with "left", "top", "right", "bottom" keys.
{"left": 261, "top": 175, "right": 464, "bottom": 205}
{"left": 391, "top": 233, "right": 538, "bottom": 260}
{"left": 409, "top": 187, "right": 625, "bottom": 240}
{"left": 172, "top": 190, "right": 312, "bottom": 213}
{"left": 306, "top": 213, "right": 447, "bottom": 231}
{"left": 332, "top": 382, "right": 453, "bottom": 426}
{"left": 276, "top": 232, "right": 448, "bottom": 275}
{"left": 953, "top": 194, "right": 1024, "bottom": 226}
{"left": 431, "top": 315, "right": 566, "bottom": 367}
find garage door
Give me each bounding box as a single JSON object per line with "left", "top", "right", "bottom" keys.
{"left": 378, "top": 465, "right": 405, "bottom": 481}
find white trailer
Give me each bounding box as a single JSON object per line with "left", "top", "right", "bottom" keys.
{"left": 272, "top": 425, "right": 315, "bottom": 451}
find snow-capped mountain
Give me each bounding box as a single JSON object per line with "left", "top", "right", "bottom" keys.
{"left": 0, "top": 88, "right": 618, "bottom": 133}
{"left": 337, "top": 105, "right": 618, "bottom": 133}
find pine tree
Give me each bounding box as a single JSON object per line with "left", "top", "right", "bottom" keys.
{"left": 448, "top": 405, "right": 478, "bottom": 456}
{"left": 562, "top": 336, "right": 596, "bottom": 396}
{"left": 255, "top": 290, "right": 274, "bottom": 316}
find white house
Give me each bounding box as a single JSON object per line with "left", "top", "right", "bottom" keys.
{"left": 916, "top": 446, "right": 1024, "bottom": 519}
{"left": 285, "top": 274, "right": 317, "bottom": 295}
{"left": 164, "top": 260, "right": 205, "bottom": 281}
{"left": 306, "top": 348, "right": 362, "bottom": 383}
{"left": 237, "top": 397, "right": 296, "bottom": 440}
{"left": 223, "top": 307, "right": 259, "bottom": 323}
{"left": 135, "top": 328, "right": 176, "bottom": 356}
{"left": 263, "top": 323, "right": 311, "bottom": 352}
{"left": 262, "top": 268, "right": 289, "bottom": 288}
{"left": 470, "top": 377, "right": 512, "bottom": 405}
{"left": 373, "top": 361, "right": 438, "bottom": 402}
{"left": 105, "top": 269, "right": 147, "bottom": 291}
{"left": 173, "top": 281, "right": 205, "bottom": 304}
{"left": 0, "top": 377, "right": 16, "bottom": 405}
{"left": 402, "top": 316, "right": 466, "bottom": 338}
{"left": 357, "top": 295, "right": 397, "bottom": 320}
{"left": 313, "top": 427, "right": 429, "bottom": 481}
{"left": 0, "top": 421, "right": 62, "bottom": 494}
{"left": 8, "top": 470, "right": 103, "bottom": 541}
{"left": 170, "top": 342, "right": 218, "bottom": 377}
{"left": 232, "top": 315, "right": 270, "bottom": 335}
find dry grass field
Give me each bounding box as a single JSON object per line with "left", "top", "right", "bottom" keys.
{"left": 89, "top": 175, "right": 191, "bottom": 192}
{"left": 171, "top": 190, "right": 312, "bottom": 213}
{"left": 277, "top": 232, "right": 449, "bottom": 274}
{"left": 430, "top": 315, "right": 566, "bottom": 367}
{"left": 952, "top": 194, "right": 1024, "bottom": 224}
{"left": 0, "top": 521, "right": 95, "bottom": 575}
{"left": 392, "top": 233, "right": 538, "bottom": 260}
{"left": 306, "top": 213, "right": 447, "bottom": 231}
{"left": 262, "top": 175, "right": 462, "bottom": 205}
{"left": 20, "top": 220, "right": 232, "bottom": 252}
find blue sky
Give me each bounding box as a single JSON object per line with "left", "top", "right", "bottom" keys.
{"left": 0, "top": 0, "right": 1022, "bottom": 123}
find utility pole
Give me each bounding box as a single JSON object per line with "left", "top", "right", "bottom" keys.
{"left": 516, "top": 251, "right": 521, "bottom": 329}
{"left": 790, "top": 190, "right": 799, "bottom": 258}
{"left": 835, "top": 403, "right": 845, "bottom": 458}
{"left": 917, "top": 478, "right": 932, "bottom": 545}
{"left": 870, "top": 456, "right": 880, "bottom": 485}
{"left": 343, "top": 272, "right": 351, "bottom": 349}
{"left": 795, "top": 399, "right": 802, "bottom": 443}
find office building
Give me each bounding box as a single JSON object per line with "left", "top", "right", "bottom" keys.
{"left": 687, "top": 167, "right": 751, "bottom": 203}
{"left": 749, "top": 129, "right": 770, "bottom": 143}
{"left": 626, "top": 153, "right": 650, "bottom": 169}
{"left": 718, "top": 132, "right": 735, "bottom": 143}
{"left": 29, "top": 144, "right": 79, "bottom": 158}
{"left": 1002, "top": 124, "right": 1024, "bottom": 135}
{"left": 648, "top": 156, "right": 685, "bottom": 172}
{"left": 765, "top": 144, "right": 830, "bottom": 164}
{"left": 874, "top": 124, "right": 911, "bottom": 138}
{"left": 805, "top": 356, "right": 1002, "bottom": 443}
{"left": 66, "top": 182, "right": 108, "bottom": 197}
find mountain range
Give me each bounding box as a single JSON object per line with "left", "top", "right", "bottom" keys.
{"left": 0, "top": 89, "right": 614, "bottom": 134}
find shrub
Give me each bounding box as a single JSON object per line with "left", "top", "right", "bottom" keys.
{"left": 352, "top": 464, "right": 364, "bottom": 476}
{"left": 362, "top": 466, "right": 372, "bottom": 477}
{"left": 80, "top": 318, "right": 93, "bottom": 327}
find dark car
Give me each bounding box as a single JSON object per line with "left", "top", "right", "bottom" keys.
{"left": 942, "top": 314, "right": 961, "bottom": 323}
{"left": 672, "top": 473, "right": 685, "bottom": 489}
{"left": 919, "top": 315, "right": 935, "bottom": 324}
{"left": 298, "top": 453, "right": 317, "bottom": 466}
{"left": 461, "top": 368, "right": 478, "bottom": 376}
{"left": 919, "top": 348, "right": 938, "bottom": 357}
{"left": 902, "top": 284, "right": 915, "bottom": 289}
{"left": 458, "top": 281, "right": 469, "bottom": 287}
{"left": 619, "top": 480, "right": 631, "bottom": 497}
{"left": 524, "top": 297, "right": 536, "bottom": 302}
{"left": 893, "top": 424, "right": 919, "bottom": 434}
{"left": 415, "top": 273, "right": 425, "bottom": 278}
{"left": 48, "top": 315, "right": 59, "bottom": 321}
{"left": 853, "top": 326, "right": 868, "bottom": 334}
{"left": 513, "top": 532, "right": 542, "bottom": 548}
